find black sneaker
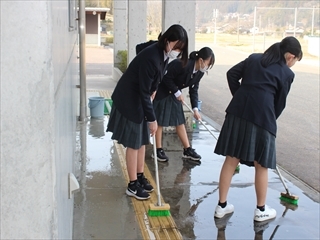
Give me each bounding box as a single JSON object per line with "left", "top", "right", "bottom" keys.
{"left": 126, "top": 181, "right": 150, "bottom": 200}
{"left": 182, "top": 148, "right": 201, "bottom": 161}
{"left": 138, "top": 176, "right": 154, "bottom": 193}
{"left": 151, "top": 148, "right": 169, "bottom": 162}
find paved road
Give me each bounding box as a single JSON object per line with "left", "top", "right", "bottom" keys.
{"left": 85, "top": 45, "right": 319, "bottom": 192}
{"left": 196, "top": 43, "right": 320, "bottom": 192}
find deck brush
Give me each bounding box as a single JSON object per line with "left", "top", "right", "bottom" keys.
{"left": 276, "top": 166, "right": 299, "bottom": 205}
{"left": 280, "top": 192, "right": 299, "bottom": 205}
{"left": 148, "top": 203, "right": 170, "bottom": 217}
{"left": 148, "top": 135, "right": 171, "bottom": 217}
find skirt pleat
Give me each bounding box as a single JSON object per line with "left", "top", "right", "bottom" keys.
{"left": 214, "top": 114, "right": 276, "bottom": 169}
{"left": 106, "top": 106, "right": 150, "bottom": 149}
{"left": 153, "top": 95, "right": 185, "bottom": 127}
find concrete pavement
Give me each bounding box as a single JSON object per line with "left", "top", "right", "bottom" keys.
{"left": 72, "top": 46, "right": 319, "bottom": 239}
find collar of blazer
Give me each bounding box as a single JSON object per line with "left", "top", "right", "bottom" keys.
{"left": 186, "top": 59, "right": 197, "bottom": 83}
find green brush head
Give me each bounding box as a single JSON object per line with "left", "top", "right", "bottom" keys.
{"left": 148, "top": 209, "right": 171, "bottom": 217}
{"left": 280, "top": 196, "right": 298, "bottom": 205}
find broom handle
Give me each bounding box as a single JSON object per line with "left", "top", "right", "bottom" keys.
{"left": 182, "top": 101, "right": 218, "bottom": 140}
{"left": 276, "top": 166, "right": 290, "bottom": 195}
{"left": 153, "top": 135, "right": 162, "bottom": 206}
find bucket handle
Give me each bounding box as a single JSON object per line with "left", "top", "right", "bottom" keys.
{"left": 88, "top": 99, "right": 103, "bottom": 109}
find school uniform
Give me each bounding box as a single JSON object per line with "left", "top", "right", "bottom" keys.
{"left": 107, "top": 42, "right": 168, "bottom": 149}
{"left": 214, "top": 53, "right": 295, "bottom": 169}
{"left": 154, "top": 58, "right": 204, "bottom": 126}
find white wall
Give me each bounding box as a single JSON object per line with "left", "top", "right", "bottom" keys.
{"left": 113, "top": 0, "right": 127, "bottom": 79}
{"left": 0, "top": 1, "right": 79, "bottom": 239}
{"left": 308, "top": 36, "right": 320, "bottom": 57}
{"left": 162, "top": 0, "right": 196, "bottom": 53}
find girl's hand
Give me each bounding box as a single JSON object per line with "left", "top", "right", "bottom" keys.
{"left": 149, "top": 121, "right": 158, "bottom": 136}
{"left": 176, "top": 95, "right": 184, "bottom": 102}
{"left": 193, "top": 110, "right": 201, "bottom": 120}
{"left": 151, "top": 91, "right": 156, "bottom": 101}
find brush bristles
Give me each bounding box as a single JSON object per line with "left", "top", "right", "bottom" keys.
{"left": 148, "top": 203, "right": 171, "bottom": 217}
{"left": 148, "top": 209, "right": 171, "bottom": 217}
{"left": 280, "top": 196, "right": 298, "bottom": 205}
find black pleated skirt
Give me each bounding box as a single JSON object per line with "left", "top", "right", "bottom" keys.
{"left": 214, "top": 114, "right": 276, "bottom": 169}
{"left": 153, "top": 95, "right": 185, "bottom": 127}
{"left": 106, "top": 106, "right": 150, "bottom": 149}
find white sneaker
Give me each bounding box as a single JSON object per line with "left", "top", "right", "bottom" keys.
{"left": 254, "top": 205, "right": 276, "bottom": 222}
{"left": 214, "top": 202, "right": 234, "bottom": 218}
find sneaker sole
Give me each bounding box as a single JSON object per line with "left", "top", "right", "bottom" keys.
{"left": 144, "top": 188, "right": 154, "bottom": 193}
{"left": 254, "top": 215, "right": 276, "bottom": 222}
{"left": 182, "top": 155, "right": 201, "bottom": 161}
{"left": 126, "top": 189, "right": 150, "bottom": 200}
{"left": 214, "top": 209, "right": 234, "bottom": 218}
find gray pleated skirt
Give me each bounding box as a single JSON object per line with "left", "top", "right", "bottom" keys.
{"left": 106, "top": 106, "right": 150, "bottom": 149}
{"left": 153, "top": 95, "right": 185, "bottom": 127}
{"left": 214, "top": 114, "right": 276, "bottom": 169}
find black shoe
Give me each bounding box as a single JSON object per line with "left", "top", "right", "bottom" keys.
{"left": 182, "top": 147, "right": 201, "bottom": 161}
{"left": 126, "top": 181, "right": 150, "bottom": 200}
{"left": 138, "top": 175, "right": 154, "bottom": 193}
{"left": 152, "top": 148, "right": 169, "bottom": 162}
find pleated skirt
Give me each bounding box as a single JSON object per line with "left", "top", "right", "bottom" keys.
{"left": 153, "top": 95, "right": 185, "bottom": 127}
{"left": 214, "top": 114, "right": 276, "bottom": 169}
{"left": 106, "top": 106, "right": 150, "bottom": 149}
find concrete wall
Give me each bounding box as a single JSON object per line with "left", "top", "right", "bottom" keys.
{"left": 128, "top": 0, "right": 147, "bottom": 63}
{"left": 162, "top": 0, "right": 196, "bottom": 53}
{"left": 113, "top": 0, "right": 127, "bottom": 80}
{"left": 0, "top": 1, "right": 79, "bottom": 239}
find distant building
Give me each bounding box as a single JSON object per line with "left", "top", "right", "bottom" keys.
{"left": 85, "top": 7, "right": 110, "bottom": 46}
{"left": 284, "top": 28, "right": 304, "bottom": 37}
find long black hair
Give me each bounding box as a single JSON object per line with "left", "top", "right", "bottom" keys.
{"left": 189, "top": 47, "right": 215, "bottom": 69}
{"left": 261, "top": 36, "right": 303, "bottom": 67}
{"left": 158, "top": 24, "right": 189, "bottom": 67}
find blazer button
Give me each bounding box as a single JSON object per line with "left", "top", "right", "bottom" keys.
{"left": 183, "top": 84, "right": 185, "bottom": 86}
{"left": 169, "top": 91, "right": 171, "bottom": 93}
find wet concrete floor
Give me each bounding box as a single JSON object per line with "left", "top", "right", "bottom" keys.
{"left": 73, "top": 114, "right": 319, "bottom": 240}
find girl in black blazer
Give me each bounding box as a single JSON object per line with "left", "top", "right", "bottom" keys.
{"left": 213, "top": 37, "right": 302, "bottom": 223}
{"left": 107, "top": 24, "right": 189, "bottom": 200}
{"left": 153, "top": 47, "right": 215, "bottom": 162}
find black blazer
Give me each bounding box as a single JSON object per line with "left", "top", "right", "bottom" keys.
{"left": 155, "top": 58, "right": 204, "bottom": 109}
{"left": 226, "top": 53, "right": 294, "bottom": 136}
{"left": 111, "top": 43, "right": 168, "bottom": 123}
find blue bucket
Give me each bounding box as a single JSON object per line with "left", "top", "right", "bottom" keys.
{"left": 88, "top": 97, "right": 105, "bottom": 119}
{"left": 198, "top": 100, "right": 202, "bottom": 111}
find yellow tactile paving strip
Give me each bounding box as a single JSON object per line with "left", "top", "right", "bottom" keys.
{"left": 89, "top": 89, "right": 183, "bottom": 240}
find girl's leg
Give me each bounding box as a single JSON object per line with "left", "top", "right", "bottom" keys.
{"left": 254, "top": 161, "right": 268, "bottom": 206}
{"left": 176, "top": 124, "right": 190, "bottom": 148}
{"left": 155, "top": 126, "right": 163, "bottom": 148}
{"left": 218, "top": 156, "right": 240, "bottom": 202}
{"left": 126, "top": 147, "right": 138, "bottom": 181}
{"left": 136, "top": 145, "right": 145, "bottom": 173}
